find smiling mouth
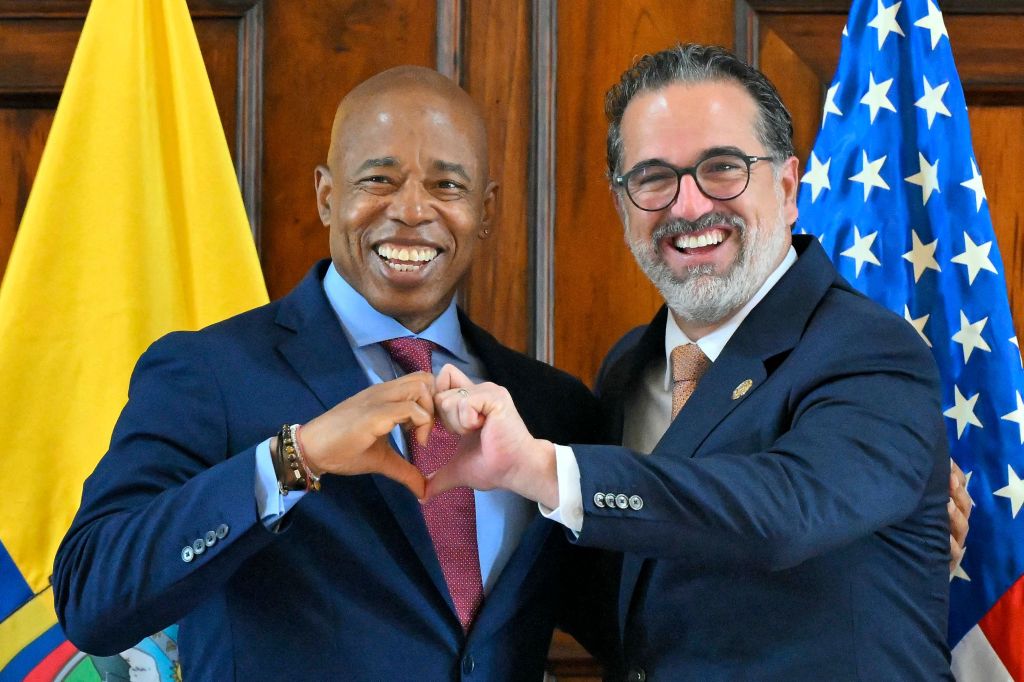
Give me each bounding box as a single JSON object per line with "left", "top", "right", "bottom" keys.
{"left": 374, "top": 243, "right": 440, "bottom": 272}
{"left": 670, "top": 228, "right": 728, "bottom": 255}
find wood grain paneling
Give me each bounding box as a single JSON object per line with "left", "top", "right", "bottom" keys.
{"left": 461, "top": 0, "right": 531, "bottom": 353}
{"left": 0, "top": 109, "right": 52, "bottom": 276}
{"left": 971, "top": 105, "right": 1024, "bottom": 338}
{"left": 259, "top": 0, "right": 437, "bottom": 300}
{"left": 554, "top": 0, "right": 735, "bottom": 387}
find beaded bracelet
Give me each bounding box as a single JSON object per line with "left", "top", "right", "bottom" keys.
{"left": 273, "top": 424, "right": 320, "bottom": 495}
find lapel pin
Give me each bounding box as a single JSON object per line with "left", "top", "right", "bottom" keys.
{"left": 732, "top": 379, "right": 753, "bottom": 400}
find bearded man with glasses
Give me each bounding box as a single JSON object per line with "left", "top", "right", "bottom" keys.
{"left": 426, "top": 43, "right": 958, "bottom": 679}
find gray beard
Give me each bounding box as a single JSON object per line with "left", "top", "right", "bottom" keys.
{"left": 626, "top": 210, "right": 787, "bottom": 325}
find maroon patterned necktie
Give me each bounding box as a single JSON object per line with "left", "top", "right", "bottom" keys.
{"left": 381, "top": 337, "right": 484, "bottom": 630}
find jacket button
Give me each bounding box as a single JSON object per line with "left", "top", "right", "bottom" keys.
{"left": 216, "top": 523, "right": 229, "bottom": 539}
{"left": 626, "top": 668, "right": 646, "bottom": 682}
{"left": 615, "top": 494, "right": 629, "bottom": 509}
{"left": 204, "top": 530, "right": 217, "bottom": 547}
{"left": 192, "top": 538, "right": 206, "bottom": 555}
{"left": 604, "top": 493, "right": 617, "bottom": 509}
{"left": 628, "top": 495, "right": 644, "bottom": 511}
{"left": 462, "top": 654, "right": 475, "bottom": 675}
{"left": 181, "top": 545, "right": 194, "bottom": 562}
{"left": 593, "top": 492, "right": 606, "bottom": 508}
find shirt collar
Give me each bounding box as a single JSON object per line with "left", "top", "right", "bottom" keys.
{"left": 662, "top": 245, "right": 797, "bottom": 390}
{"left": 322, "top": 264, "right": 469, "bottom": 362}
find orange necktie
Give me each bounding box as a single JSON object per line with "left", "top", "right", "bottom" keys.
{"left": 670, "top": 343, "right": 710, "bottom": 419}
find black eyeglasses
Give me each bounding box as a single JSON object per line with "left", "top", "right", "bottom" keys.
{"left": 613, "top": 152, "right": 777, "bottom": 212}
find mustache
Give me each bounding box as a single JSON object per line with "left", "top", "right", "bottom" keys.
{"left": 651, "top": 212, "right": 745, "bottom": 242}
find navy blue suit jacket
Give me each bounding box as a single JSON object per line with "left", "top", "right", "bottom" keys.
{"left": 572, "top": 237, "right": 951, "bottom": 680}
{"left": 53, "top": 261, "right": 601, "bottom": 681}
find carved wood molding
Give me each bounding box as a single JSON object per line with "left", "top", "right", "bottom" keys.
{"left": 436, "top": 0, "right": 465, "bottom": 85}
{"left": 531, "top": 0, "right": 557, "bottom": 364}
{"left": 736, "top": 0, "right": 1024, "bottom": 104}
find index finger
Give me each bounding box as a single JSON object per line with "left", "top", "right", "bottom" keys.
{"left": 399, "top": 371, "right": 436, "bottom": 446}
{"left": 437, "top": 363, "right": 475, "bottom": 393}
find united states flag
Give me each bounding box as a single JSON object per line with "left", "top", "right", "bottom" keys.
{"left": 795, "top": 0, "right": 1024, "bottom": 678}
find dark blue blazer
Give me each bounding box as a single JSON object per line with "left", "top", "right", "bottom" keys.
{"left": 53, "top": 260, "right": 600, "bottom": 681}
{"left": 572, "top": 237, "right": 951, "bottom": 680}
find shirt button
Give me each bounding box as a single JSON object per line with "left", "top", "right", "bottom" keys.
{"left": 461, "top": 654, "right": 475, "bottom": 675}
{"left": 627, "top": 667, "right": 646, "bottom": 682}
{"left": 181, "top": 546, "right": 194, "bottom": 563}
{"left": 192, "top": 538, "right": 206, "bottom": 555}
{"left": 593, "top": 492, "right": 606, "bottom": 508}
{"left": 629, "top": 495, "right": 644, "bottom": 511}
{"left": 615, "top": 494, "right": 629, "bottom": 510}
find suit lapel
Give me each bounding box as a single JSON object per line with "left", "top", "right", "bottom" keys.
{"left": 274, "top": 262, "right": 454, "bottom": 619}
{"left": 597, "top": 309, "right": 668, "bottom": 444}
{"left": 617, "top": 236, "right": 839, "bottom": 638}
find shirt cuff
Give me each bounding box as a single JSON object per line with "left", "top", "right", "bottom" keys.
{"left": 255, "top": 438, "right": 306, "bottom": 529}
{"left": 538, "top": 444, "right": 584, "bottom": 534}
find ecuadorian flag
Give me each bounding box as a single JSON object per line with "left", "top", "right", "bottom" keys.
{"left": 0, "top": 1, "right": 267, "bottom": 678}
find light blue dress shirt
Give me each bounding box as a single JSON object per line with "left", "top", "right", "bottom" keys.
{"left": 254, "top": 264, "right": 533, "bottom": 593}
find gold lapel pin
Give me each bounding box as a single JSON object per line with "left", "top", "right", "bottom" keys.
{"left": 732, "top": 379, "right": 753, "bottom": 400}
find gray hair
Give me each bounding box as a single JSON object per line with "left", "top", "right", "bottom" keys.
{"left": 605, "top": 43, "right": 795, "bottom": 177}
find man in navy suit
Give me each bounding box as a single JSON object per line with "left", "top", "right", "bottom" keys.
{"left": 429, "top": 44, "right": 955, "bottom": 679}
{"left": 52, "top": 66, "right": 599, "bottom": 680}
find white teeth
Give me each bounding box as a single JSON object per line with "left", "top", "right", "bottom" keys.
{"left": 375, "top": 244, "right": 439, "bottom": 263}
{"left": 674, "top": 229, "right": 726, "bottom": 250}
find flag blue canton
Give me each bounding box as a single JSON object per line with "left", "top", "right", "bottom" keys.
{"left": 795, "top": 0, "right": 1024, "bottom": 651}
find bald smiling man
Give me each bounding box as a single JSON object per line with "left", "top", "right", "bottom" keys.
{"left": 52, "top": 67, "right": 601, "bottom": 681}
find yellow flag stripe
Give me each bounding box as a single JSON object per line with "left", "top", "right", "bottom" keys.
{"left": 0, "top": 589, "right": 58, "bottom": 670}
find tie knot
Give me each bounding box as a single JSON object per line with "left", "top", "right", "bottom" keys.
{"left": 382, "top": 337, "right": 435, "bottom": 375}
{"left": 671, "top": 343, "right": 710, "bottom": 383}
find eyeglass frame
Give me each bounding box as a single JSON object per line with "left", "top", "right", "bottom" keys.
{"left": 612, "top": 152, "right": 779, "bottom": 212}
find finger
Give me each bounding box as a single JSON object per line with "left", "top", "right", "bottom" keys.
{"left": 367, "top": 439, "right": 427, "bottom": 499}
{"left": 433, "top": 388, "right": 463, "bottom": 433}
{"left": 949, "top": 472, "right": 973, "bottom": 521}
{"left": 949, "top": 533, "right": 965, "bottom": 574}
{"left": 948, "top": 497, "right": 969, "bottom": 550}
{"left": 425, "top": 461, "right": 464, "bottom": 500}
{"left": 404, "top": 374, "right": 436, "bottom": 446}
{"left": 950, "top": 458, "right": 967, "bottom": 488}
{"left": 436, "top": 364, "right": 457, "bottom": 393}
{"left": 458, "top": 394, "right": 485, "bottom": 431}
{"left": 437, "top": 363, "right": 475, "bottom": 391}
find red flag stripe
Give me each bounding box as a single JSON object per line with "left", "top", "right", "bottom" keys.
{"left": 979, "top": 573, "right": 1024, "bottom": 681}
{"left": 23, "top": 640, "right": 78, "bottom": 681}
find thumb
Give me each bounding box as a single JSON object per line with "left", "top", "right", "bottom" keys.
{"left": 424, "top": 462, "right": 464, "bottom": 500}
{"left": 367, "top": 439, "right": 427, "bottom": 500}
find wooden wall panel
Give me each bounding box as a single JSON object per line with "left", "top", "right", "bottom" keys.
{"left": 462, "top": 0, "right": 532, "bottom": 353}
{"left": 259, "top": 0, "right": 437, "bottom": 300}
{"left": 554, "top": 0, "right": 735, "bottom": 387}
{"left": 972, "top": 105, "right": 1024, "bottom": 331}
{"left": 753, "top": 8, "right": 1024, "bottom": 348}
{"left": 0, "top": 109, "right": 52, "bottom": 278}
